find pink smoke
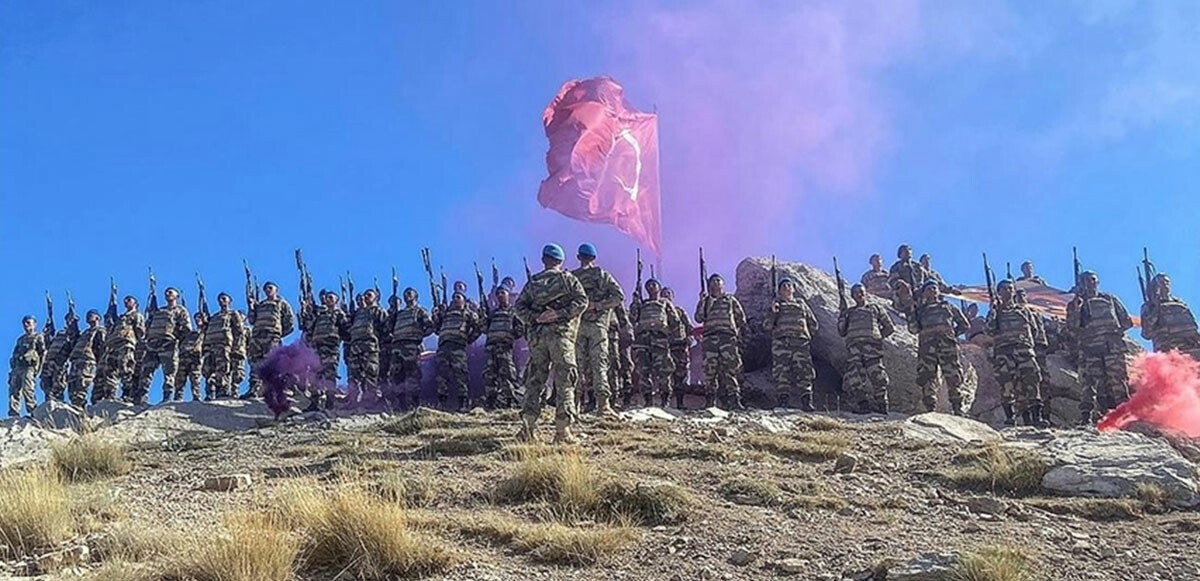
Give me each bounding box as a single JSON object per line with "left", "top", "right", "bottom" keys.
{"left": 260, "top": 342, "right": 322, "bottom": 417}
{"left": 1099, "top": 351, "right": 1200, "bottom": 438}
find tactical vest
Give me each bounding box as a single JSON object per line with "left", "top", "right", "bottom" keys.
{"left": 309, "top": 308, "right": 345, "bottom": 345}
{"left": 1156, "top": 300, "right": 1197, "bottom": 335}
{"left": 573, "top": 266, "right": 616, "bottom": 324}
{"left": 108, "top": 311, "right": 143, "bottom": 346}
{"left": 525, "top": 270, "right": 579, "bottom": 323}
{"left": 252, "top": 299, "right": 287, "bottom": 337}
{"left": 486, "top": 308, "right": 518, "bottom": 344}
{"left": 46, "top": 332, "right": 74, "bottom": 364}
{"left": 770, "top": 300, "right": 814, "bottom": 339}
{"left": 204, "top": 310, "right": 239, "bottom": 348}
{"left": 147, "top": 305, "right": 186, "bottom": 341}
{"left": 844, "top": 305, "right": 883, "bottom": 340}
{"left": 914, "top": 301, "right": 954, "bottom": 334}
{"left": 69, "top": 328, "right": 102, "bottom": 362}
{"left": 862, "top": 270, "right": 890, "bottom": 294}
{"left": 891, "top": 260, "right": 923, "bottom": 288}
{"left": 671, "top": 306, "right": 690, "bottom": 343}
{"left": 635, "top": 298, "right": 671, "bottom": 334}
{"left": 702, "top": 295, "right": 740, "bottom": 335}
{"left": 11, "top": 333, "right": 42, "bottom": 368}
{"left": 179, "top": 330, "right": 203, "bottom": 360}
{"left": 1081, "top": 294, "right": 1121, "bottom": 334}
{"left": 438, "top": 307, "right": 473, "bottom": 345}
{"left": 350, "top": 306, "right": 384, "bottom": 344}
{"left": 992, "top": 306, "right": 1034, "bottom": 348}
{"left": 390, "top": 306, "right": 429, "bottom": 342}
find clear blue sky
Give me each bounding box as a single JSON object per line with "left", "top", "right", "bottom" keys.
{"left": 3, "top": 2, "right": 1199, "bottom": 391}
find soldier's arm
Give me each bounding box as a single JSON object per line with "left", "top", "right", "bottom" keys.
{"left": 559, "top": 276, "right": 589, "bottom": 320}
{"left": 836, "top": 310, "right": 849, "bottom": 337}
{"left": 803, "top": 300, "right": 819, "bottom": 332}
{"left": 692, "top": 299, "right": 706, "bottom": 324}
{"left": 177, "top": 308, "right": 193, "bottom": 336}
{"left": 906, "top": 309, "right": 921, "bottom": 335}
{"left": 680, "top": 309, "right": 695, "bottom": 335}
{"left": 877, "top": 306, "right": 895, "bottom": 338}
{"left": 1031, "top": 310, "right": 1048, "bottom": 346}
{"left": 280, "top": 300, "right": 296, "bottom": 337}
{"left": 420, "top": 309, "right": 434, "bottom": 337}
{"left": 596, "top": 273, "right": 625, "bottom": 313}
{"left": 94, "top": 329, "right": 107, "bottom": 353}
{"left": 733, "top": 298, "right": 748, "bottom": 332}
{"left": 666, "top": 300, "right": 681, "bottom": 332}
{"left": 951, "top": 304, "right": 969, "bottom": 336}
{"left": 1113, "top": 296, "right": 1134, "bottom": 331}
{"left": 1139, "top": 303, "right": 1155, "bottom": 341}
{"left": 513, "top": 289, "right": 536, "bottom": 326}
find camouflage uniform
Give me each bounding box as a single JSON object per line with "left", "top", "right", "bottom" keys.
{"left": 668, "top": 303, "right": 694, "bottom": 407}
{"left": 837, "top": 302, "right": 894, "bottom": 413}
{"left": 571, "top": 265, "right": 625, "bottom": 411}
{"left": 1068, "top": 291, "right": 1133, "bottom": 421}
{"left": 347, "top": 304, "right": 389, "bottom": 396}
{"left": 908, "top": 296, "right": 969, "bottom": 413}
{"left": 514, "top": 267, "right": 588, "bottom": 430}
{"left": 40, "top": 326, "right": 76, "bottom": 402}
{"left": 175, "top": 326, "right": 203, "bottom": 401}
{"left": 1018, "top": 275, "right": 1047, "bottom": 285}
{"left": 433, "top": 304, "right": 481, "bottom": 408}
{"left": 67, "top": 325, "right": 105, "bottom": 408}
{"left": 762, "top": 296, "right": 819, "bottom": 408}
{"left": 202, "top": 308, "right": 246, "bottom": 399}
{"left": 888, "top": 259, "right": 925, "bottom": 313}
{"left": 694, "top": 294, "right": 747, "bottom": 406}
{"left": 609, "top": 304, "right": 635, "bottom": 406}
{"left": 860, "top": 268, "right": 892, "bottom": 299}
{"left": 230, "top": 315, "right": 249, "bottom": 391}
{"left": 137, "top": 304, "right": 191, "bottom": 404}
{"left": 1141, "top": 296, "right": 1200, "bottom": 357}
{"left": 96, "top": 309, "right": 144, "bottom": 402}
{"left": 630, "top": 296, "right": 680, "bottom": 406}
{"left": 246, "top": 297, "right": 295, "bottom": 397}
{"left": 482, "top": 305, "right": 524, "bottom": 408}
{"left": 985, "top": 302, "right": 1045, "bottom": 419}
{"left": 301, "top": 304, "right": 349, "bottom": 407}
{"left": 8, "top": 331, "right": 46, "bottom": 416}
{"left": 388, "top": 304, "right": 433, "bottom": 405}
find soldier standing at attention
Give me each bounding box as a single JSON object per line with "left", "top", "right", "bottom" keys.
{"left": 860, "top": 254, "right": 892, "bottom": 299}
{"left": 67, "top": 310, "right": 105, "bottom": 408}
{"left": 347, "top": 289, "right": 389, "bottom": 402}
{"left": 662, "top": 287, "right": 694, "bottom": 410}
{"left": 762, "top": 278, "right": 819, "bottom": 411}
{"left": 920, "top": 254, "right": 950, "bottom": 292}
{"left": 1018, "top": 261, "right": 1047, "bottom": 285}
{"left": 96, "top": 295, "right": 144, "bottom": 403}
{"left": 908, "top": 281, "right": 970, "bottom": 415}
{"left": 175, "top": 312, "right": 205, "bottom": 401}
{"left": 243, "top": 282, "right": 295, "bottom": 399}
{"left": 1141, "top": 273, "right": 1200, "bottom": 357}
{"left": 302, "top": 290, "right": 349, "bottom": 411}
{"left": 986, "top": 280, "right": 1049, "bottom": 427}
{"left": 1068, "top": 271, "right": 1133, "bottom": 425}
{"left": 889, "top": 244, "right": 926, "bottom": 314}
{"left": 9, "top": 316, "right": 46, "bottom": 416}
{"left": 837, "top": 284, "right": 894, "bottom": 414}
{"left": 433, "top": 290, "right": 482, "bottom": 411}
{"left": 482, "top": 286, "right": 524, "bottom": 409}
{"left": 1015, "top": 289, "right": 1054, "bottom": 413}
{"left": 41, "top": 311, "right": 78, "bottom": 403}
{"left": 572, "top": 243, "right": 625, "bottom": 416}
{"left": 514, "top": 244, "right": 588, "bottom": 444}
{"left": 695, "top": 274, "right": 747, "bottom": 409}
{"left": 202, "top": 293, "right": 245, "bottom": 399}
{"left": 630, "top": 279, "right": 680, "bottom": 408}
{"left": 138, "top": 287, "right": 191, "bottom": 405}
{"left": 388, "top": 288, "right": 434, "bottom": 409}
{"left": 611, "top": 303, "right": 635, "bottom": 409}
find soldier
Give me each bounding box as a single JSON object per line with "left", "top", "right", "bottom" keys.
{"left": 860, "top": 254, "right": 892, "bottom": 299}
{"left": 1140, "top": 274, "right": 1200, "bottom": 357}
{"left": 908, "top": 281, "right": 970, "bottom": 414}
{"left": 662, "top": 287, "right": 694, "bottom": 410}
{"left": 837, "top": 284, "right": 894, "bottom": 414}
{"left": 347, "top": 289, "right": 389, "bottom": 401}
{"left": 137, "top": 287, "right": 191, "bottom": 404}
{"left": 452, "top": 280, "right": 478, "bottom": 312}
{"left": 388, "top": 287, "right": 434, "bottom": 409}
{"left": 96, "top": 295, "right": 144, "bottom": 403}
{"left": 695, "top": 274, "right": 747, "bottom": 409}
{"left": 610, "top": 303, "right": 635, "bottom": 409}
{"left": 67, "top": 310, "right": 105, "bottom": 408}
{"left": 630, "top": 279, "right": 679, "bottom": 408}
{"left": 8, "top": 316, "right": 46, "bottom": 417}
{"left": 380, "top": 294, "right": 399, "bottom": 388}
{"left": 514, "top": 243, "right": 588, "bottom": 444}
{"left": 174, "top": 312, "right": 205, "bottom": 401}
{"left": 1067, "top": 271, "right": 1133, "bottom": 425}
{"left": 572, "top": 243, "right": 625, "bottom": 415}
{"left": 920, "top": 254, "right": 950, "bottom": 292}
{"left": 41, "top": 311, "right": 78, "bottom": 403}
{"left": 888, "top": 244, "right": 926, "bottom": 313}
{"left": 230, "top": 311, "right": 249, "bottom": 395}
{"left": 1018, "top": 261, "right": 1047, "bottom": 285}
{"left": 762, "top": 278, "right": 819, "bottom": 411}
{"left": 433, "top": 291, "right": 482, "bottom": 411}
{"left": 482, "top": 286, "right": 524, "bottom": 409}
{"left": 301, "top": 290, "right": 349, "bottom": 411}
{"left": 986, "top": 280, "right": 1048, "bottom": 427}
{"left": 243, "top": 282, "right": 295, "bottom": 399}
{"left": 1016, "top": 289, "right": 1054, "bottom": 413}
{"left": 202, "top": 293, "right": 246, "bottom": 399}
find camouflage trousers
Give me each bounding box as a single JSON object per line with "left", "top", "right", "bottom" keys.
{"left": 1078, "top": 336, "right": 1130, "bottom": 419}
{"left": 202, "top": 345, "right": 234, "bottom": 399}
{"left": 992, "top": 344, "right": 1042, "bottom": 413}
{"left": 607, "top": 337, "right": 632, "bottom": 404}
{"left": 379, "top": 340, "right": 393, "bottom": 391}
{"left": 136, "top": 338, "right": 179, "bottom": 405}
{"left": 67, "top": 359, "right": 97, "bottom": 408}
{"left": 916, "top": 333, "right": 964, "bottom": 411}
{"left": 844, "top": 338, "right": 889, "bottom": 413}
{"left": 1035, "top": 348, "right": 1052, "bottom": 401}
{"left": 8, "top": 365, "right": 36, "bottom": 417}
{"left": 701, "top": 332, "right": 742, "bottom": 401}
{"left": 670, "top": 342, "right": 690, "bottom": 399}
{"left": 95, "top": 343, "right": 136, "bottom": 403}
{"left": 632, "top": 332, "right": 673, "bottom": 401}
{"left": 436, "top": 342, "right": 469, "bottom": 403}
{"left": 176, "top": 355, "right": 203, "bottom": 401}
{"left": 522, "top": 326, "right": 578, "bottom": 425}
{"left": 346, "top": 340, "right": 381, "bottom": 395}
{"left": 483, "top": 343, "right": 518, "bottom": 407}
{"left": 246, "top": 334, "right": 282, "bottom": 397}
{"left": 388, "top": 341, "right": 423, "bottom": 397}
{"left": 771, "top": 335, "right": 815, "bottom": 404}
{"left": 40, "top": 359, "right": 68, "bottom": 403}
{"left": 231, "top": 351, "right": 247, "bottom": 392}
{"left": 304, "top": 340, "right": 341, "bottom": 407}
{"left": 576, "top": 321, "right": 611, "bottom": 407}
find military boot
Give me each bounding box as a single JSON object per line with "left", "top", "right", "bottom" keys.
{"left": 949, "top": 399, "right": 964, "bottom": 417}
{"left": 598, "top": 399, "right": 617, "bottom": 417}
{"left": 777, "top": 394, "right": 790, "bottom": 409}
{"left": 800, "top": 393, "right": 815, "bottom": 412}
{"left": 674, "top": 392, "right": 685, "bottom": 410}
{"left": 584, "top": 391, "right": 597, "bottom": 413}
{"left": 553, "top": 417, "right": 579, "bottom": 445}
{"left": 1077, "top": 410, "right": 1094, "bottom": 427}
{"left": 621, "top": 392, "right": 632, "bottom": 409}
{"left": 643, "top": 393, "right": 653, "bottom": 408}
{"left": 1030, "top": 404, "right": 1050, "bottom": 428}
{"left": 704, "top": 394, "right": 716, "bottom": 409}
{"left": 516, "top": 415, "right": 538, "bottom": 443}
{"left": 728, "top": 394, "right": 746, "bottom": 411}
{"left": 659, "top": 392, "right": 669, "bottom": 408}
{"left": 1020, "top": 408, "right": 1033, "bottom": 426}
{"left": 411, "top": 393, "right": 421, "bottom": 409}
{"left": 437, "top": 394, "right": 448, "bottom": 410}
{"left": 457, "top": 395, "right": 470, "bottom": 413}
{"left": 1002, "top": 403, "right": 1016, "bottom": 427}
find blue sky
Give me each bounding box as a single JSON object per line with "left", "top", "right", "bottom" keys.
{"left": 3, "top": 1, "right": 1200, "bottom": 394}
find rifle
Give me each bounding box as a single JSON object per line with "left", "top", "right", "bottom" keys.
{"left": 770, "top": 255, "right": 778, "bottom": 295}
{"left": 983, "top": 253, "right": 996, "bottom": 307}
{"left": 196, "top": 272, "right": 210, "bottom": 318}
{"left": 66, "top": 291, "right": 77, "bottom": 331}
{"left": 346, "top": 271, "right": 357, "bottom": 316}
{"left": 243, "top": 259, "right": 257, "bottom": 311}
{"left": 1006, "top": 262, "right": 1014, "bottom": 284}
{"left": 339, "top": 276, "right": 349, "bottom": 312}
{"left": 833, "top": 256, "right": 847, "bottom": 312}
{"left": 295, "top": 249, "right": 315, "bottom": 310}
{"left": 373, "top": 277, "right": 382, "bottom": 304}
{"left": 1142, "top": 247, "right": 1156, "bottom": 300}
{"left": 44, "top": 291, "right": 55, "bottom": 335}
{"left": 1072, "top": 247, "right": 1081, "bottom": 291}
{"left": 699, "top": 247, "right": 708, "bottom": 294}
{"left": 523, "top": 257, "right": 532, "bottom": 282}
{"left": 148, "top": 267, "right": 159, "bottom": 312}
{"left": 491, "top": 259, "right": 500, "bottom": 289}
{"left": 475, "top": 262, "right": 488, "bottom": 315}
{"left": 1137, "top": 267, "right": 1148, "bottom": 302}
{"left": 421, "top": 248, "right": 440, "bottom": 307}
{"left": 635, "top": 249, "right": 644, "bottom": 302}
{"left": 649, "top": 264, "right": 656, "bottom": 281}
{"left": 105, "top": 277, "right": 118, "bottom": 327}
{"left": 440, "top": 268, "right": 448, "bottom": 308}
{"left": 391, "top": 266, "right": 400, "bottom": 312}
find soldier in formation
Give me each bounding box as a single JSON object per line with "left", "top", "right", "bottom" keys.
{"left": 67, "top": 310, "right": 105, "bottom": 408}
{"left": 1067, "top": 271, "right": 1133, "bottom": 425}
{"left": 96, "top": 294, "right": 144, "bottom": 402}
{"left": 41, "top": 311, "right": 77, "bottom": 403}
{"left": 630, "top": 278, "right": 679, "bottom": 408}
{"left": 610, "top": 303, "right": 635, "bottom": 409}
{"left": 695, "top": 274, "right": 747, "bottom": 409}
{"left": 9, "top": 316, "right": 46, "bottom": 417}
{"left": 860, "top": 254, "right": 891, "bottom": 299}
{"left": 837, "top": 284, "right": 894, "bottom": 414}
{"left": 661, "top": 288, "right": 693, "bottom": 410}
{"left": 1018, "top": 261, "right": 1047, "bottom": 285}
{"left": 347, "top": 289, "right": 389, "bottom": 402}
{"left": 301, "top": 290, "right": 349, "bottom": 410}
{"left": 909, "top": 281, "right": 970, "bottom": 415}
{"left": 763, "top": 278, "right": 819, "bottom": 411}
{"left": 202, "top": 293, "right": 246, "bottom": 400}
{"left": 138, "top": 287, "right": 191, "bottom": 405}
{"left": 889, "top": 245, "right": 925, "bottom": 313}
{"left": 387, "top": 287, "right": 433, "bottom": 408}
{"left": 572, "top": 243, "right": 624, "bottom": 415}
{"left": 986, "top": 280, "right": 1048, "bottom": 427}
{"left": 433, "top": 290, "right": 481, "bottom": 411}
{"left": 1140, "top": 273, "right": 1200, "bottom": 357}
{"left": 482, "top": 286, "right": 523, "bottom": 409}
{"left": 175, "top": 312, "right": 205, "bottom": 401}
{"left": 244, "top": 282, "right": 294, "bottom": 399}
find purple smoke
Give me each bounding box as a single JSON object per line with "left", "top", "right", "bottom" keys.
{"left": 260, "top": 342, "right": 322, "bottom": 416}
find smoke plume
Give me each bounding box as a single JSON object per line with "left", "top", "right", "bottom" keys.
{"left": 260, "top": 342, "right": 322, "bottom": 417}
{"left": 1098, "top": 351, "right": 1200, "bottom": 438}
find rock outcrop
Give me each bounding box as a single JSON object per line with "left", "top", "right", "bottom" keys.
{"left": 1036, "top": 430, "right": 1200, "bottom": 508}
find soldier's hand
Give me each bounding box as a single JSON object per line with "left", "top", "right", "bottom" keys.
{"left": 770, "top": 302, "right": 780, "bottom": 314}
{"left": 536, "top": 310, "right": 558, "bottom": 324}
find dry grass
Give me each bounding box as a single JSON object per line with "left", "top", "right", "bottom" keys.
{"left": 797, "top": 415, "right": 849, "bottom": 431}
{"left": 163, "top": 515, "right": 299, "bottom": 581}
{"left": 941, "top": 445, "right": 1049, "bottom": 497}
{"left": 371, "top": 471, "right": 438, "bottom": 508}
{"left": 952, "top": 546, "right": 1031, "bottom": 581}
{"left": 459, "top": 513, "right": 638, "bottom": 566}
{"left": 502, "top": 443, "right": 573, "bottom": 461}
{"left": 50, "top": 433, "right": 131, "bottom": 483}
{"left": 420, "top": 427, "right": 505, "bottom": 457}
{"left": 639, "top": 441, "right": 733, "bottom": 462}
{"left": 0, "top": 467, "right": 75, "bottom": 555}
{"left": 598, "top": 481, "right": 695, "bottom": 526}
{"left": 742, "top": 433, "right": 850, "bottom": 461}
{"left": 381, "top": 409, "right": 469, "bottom": 436}
{"left": 1025, "top": 497, "right": 1144, "bottom": 521}
{"left": 719, "top": 476, "right": 786, "bottom": 507}
{"left": 90, "top": 522, "right": 179, "bottom": 563}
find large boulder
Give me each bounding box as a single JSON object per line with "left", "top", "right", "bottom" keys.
{"left": 734, "top": 257, "right": 977, "bottom": 414}
{"left": 0, "top": 419, "right": 69, "bottom": 469}
{"left": 31, "top": 400, "right": 85, "bottom": 430}
{"left": 94, "top": 399, "right": 275, "bottom": 446}
{"left": 1035, "top": 430, "right": 1200, "bottom": 508}
{"left": 902, "top": 412, "right": 1002, "bottom": 444}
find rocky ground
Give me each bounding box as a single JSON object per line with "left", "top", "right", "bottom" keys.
{"left": 2, "top": 399, "right": 1199, "bottom": 581}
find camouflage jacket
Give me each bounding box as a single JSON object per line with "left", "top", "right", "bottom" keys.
{"left": 304, "top": 305, "right": 350, "bottom": 346}
{"left": 514, "top": 267, "right": 588, "bottom": 336}
{"left": 146, "top": 304, "right": 191, "bottom": 343}
{"left": 178, "top": 328, "right": 203, "bottom": 361}
{"left": 249, "top": 298, "right": 295, "bottom": 339}
{"left": 838, "top": 303, "right": 894, "bottom": 341}
{"left": 483, "top": 306, "right": 524, "bottom": 347}
{"left": 433, "top": 304, "right": 481, "bottom": 347}
{"left": 907, "top": 298, "right": 969, "bottom": 339}
{"left": 631, "top": 297, "right": 680, "bottom": 337}
{"left": 10, "top": 331, "right": 46, "bottom": 369}
{"left": 694, "top": 294, "right": 746, "bottom": 337}
{"left": 203, "top": 308, "right": 246, "bottom": 350}
{"left": 860, "top": 268, "right": 892, "bottom": 297}
{"left": 1067, "top": 292, "right": 1132, "bottom": 345}
{"left": 985, "top": 302, "right": 1045, "bottom": 350}
{"left": 389, "top": 305, "right": 434, "bottom": 344}
{"left": 888, "top": 259, "right": 926, "bottom": 293}
{"left": 44, "top": 327, "right": 78, "bottom": 365}
{"left": 1140, "top": 296, "right": 1198, "bottom": 351}
{"left": 571, "top": 265, "right": 625, "bottom": 326}
{"left": 349, "top": 304, "right": 389, "bottom": 347}
{"left": 69, "top": 326, "right": 106, "bottom": 363}
{"left": 763, "top": 297, "right": 819, "bottom": 340}
{"left": 669, "top": 304, "right": 693, "bottom": 346}
{"left": 105, "top": 309, "right": 145, "bottom": 348}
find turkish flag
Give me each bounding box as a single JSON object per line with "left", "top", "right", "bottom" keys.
{"left": 537, "top": 77, "right": 662, "bottom": 257}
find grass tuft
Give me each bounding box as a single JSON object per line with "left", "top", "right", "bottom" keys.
{"left": 640, "top": 441, "right": 733, "bottom": 462}
{"left": 459, "top": 513, "right": 637, "bottom": 566}
{"left": 381, "top": 409, "right": 467, "bottom": 436}
{"left": 164, "top": 515, "right": 298, "bottom": 581}
{"left": 50, "top": 434, "right": 131, "bottom": 483}
{"left": 420, "top": 427, "right": 505, "bottom": 457}
{"left": 941, "top": 444, "right": 1049, "bottom": 497}
{"left": 1025, "top": 498, "right": 1143, "bottom": 521}
{"left": 0, "top": 468, "right": 74, "bottom": 555}
{"left": 743, "top": 433, "right": 850, "bottom": 461}
{"left": 371, "top": 472, "right": 438, "bottom": 508}
{"left": 952, "top": 546, "right": 1031, "bottom": 581}
{"left": 719, "top": 476, "right": 785, "bottom": 507}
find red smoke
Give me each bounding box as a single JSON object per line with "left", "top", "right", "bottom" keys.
{"left": 1098, "top": 351, "right": 1200, "bottom": 438}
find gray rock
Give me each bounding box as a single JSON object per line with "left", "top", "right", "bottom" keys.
{"left": 886, "top": 552, "right": 958, "bottom": 581}
{"left": 31, "top": 400, "right": 84, "bottom": 430}
{"left": 963, "top": 496, "right": 1007, "bottom": 516}
{"left": 1038, "top": 430, "right": 1200, "bottom": 508}
{"left": 202, "top": 473, "right": 253, "bottom": 492}
{"left": 833, "top": 453, "right": 859, "bottom": 474}
{"left": 0, "top": 418, "right": 70, "bottom": 469}
{"left": 774, "top": 558, "right": 809, "bottom": 574}
{"left": 621, "top": 407, "right": 682, "bottom": 423}
{"left": 728, "top": 548, "right": 757, "bottom": 566}
{"left": 901, "top": 412, "right": 1001, "bottom": 443}
{"left": 85, "top": 400, "right": 137, "bottom": 423}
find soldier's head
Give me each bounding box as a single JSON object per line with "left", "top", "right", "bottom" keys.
{"left": 193, "top": 311, "right": 206, "bottom": 327}
{"left": 453, "top": 280, "right": 467, "bottom": 294}
{"left": 1021, "top": 261, "right": 1035, "bottom": 278}
{"left": 218, "top": 292, "right": 232, "bottom": 310}
{"left": 1015, "top": 288, "right": 1028, "bottom": 305}
{"left": 577, "top": 243, "right": 598, "bottom": 266}
{"left": 86, "top": 310, "right": 101, "bottom": 326}
{"left": 869, "top": 254, "right": 883, "bottom": 269}
{"left": 388, "top": 295, "right": 400, "bottom": 309}
{"left": 501, "top": 277, "right": 516, "bottom": 291}
{"left": 165, "top": 287, "right": 180, "bottom": 305}
{"left": 542, "top": 243, "right": 566, "bottom": 269}
{"left": 321, "top": 290, "right": 339, "bottom": 308}
{"left": 22, "top": 315, "right": 35, "bottom": 333}
{"left": 966, "top": 302, "right": 979, "bottom": 318}
{"left": 920, "top": 254, "right": 932, "bottom": 269}
{"left": 123, "top": 295, "right": 138, "bottom": 311}
{"left": 662, "top": 287, "right": 675, "bottom": 303}
{"left": 263, "top": 282, "right": 279, "bottom": 300}
{"left": 897, "top": 245, "right": 912, "bottom": 261}
{"left": 1153, "top": 274, "right": 1171, "bottom": 299}
{"left": 851, "top": 283, "right": 866, "bottom": 306}
{"left": 65, "top": 310, "right": 79, "bottom": 326}
{"left": 496, "top": 286, "right": 510, "bottom": 308}
{"left": 363, "top": 289, "right": 378, "bottom": 307}
{"left": 355, "top": 293, "right": 365, "bottom": 308}
{"left": 777, "top": 278, "right": 795, "bottom": 300}
{"left": 403, "top": 287, "right": 418, "bottom": 306}
{"left": 997, "top": 279, "right": 1015, "bottom": 302}
{"left": 1080, "top": 271, "right": 1099, "bottom": 294}
{"left": 645, "top": 278, "right": 662, "bottom": 299}
{"left": 451, "top": 291, "right": 466, "bottom": 309}
{"left": 921, "top": 280, "right": 940, "bottom": 301}
{"left": 707, "top": 274, "right": 725, "bottom": 297}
